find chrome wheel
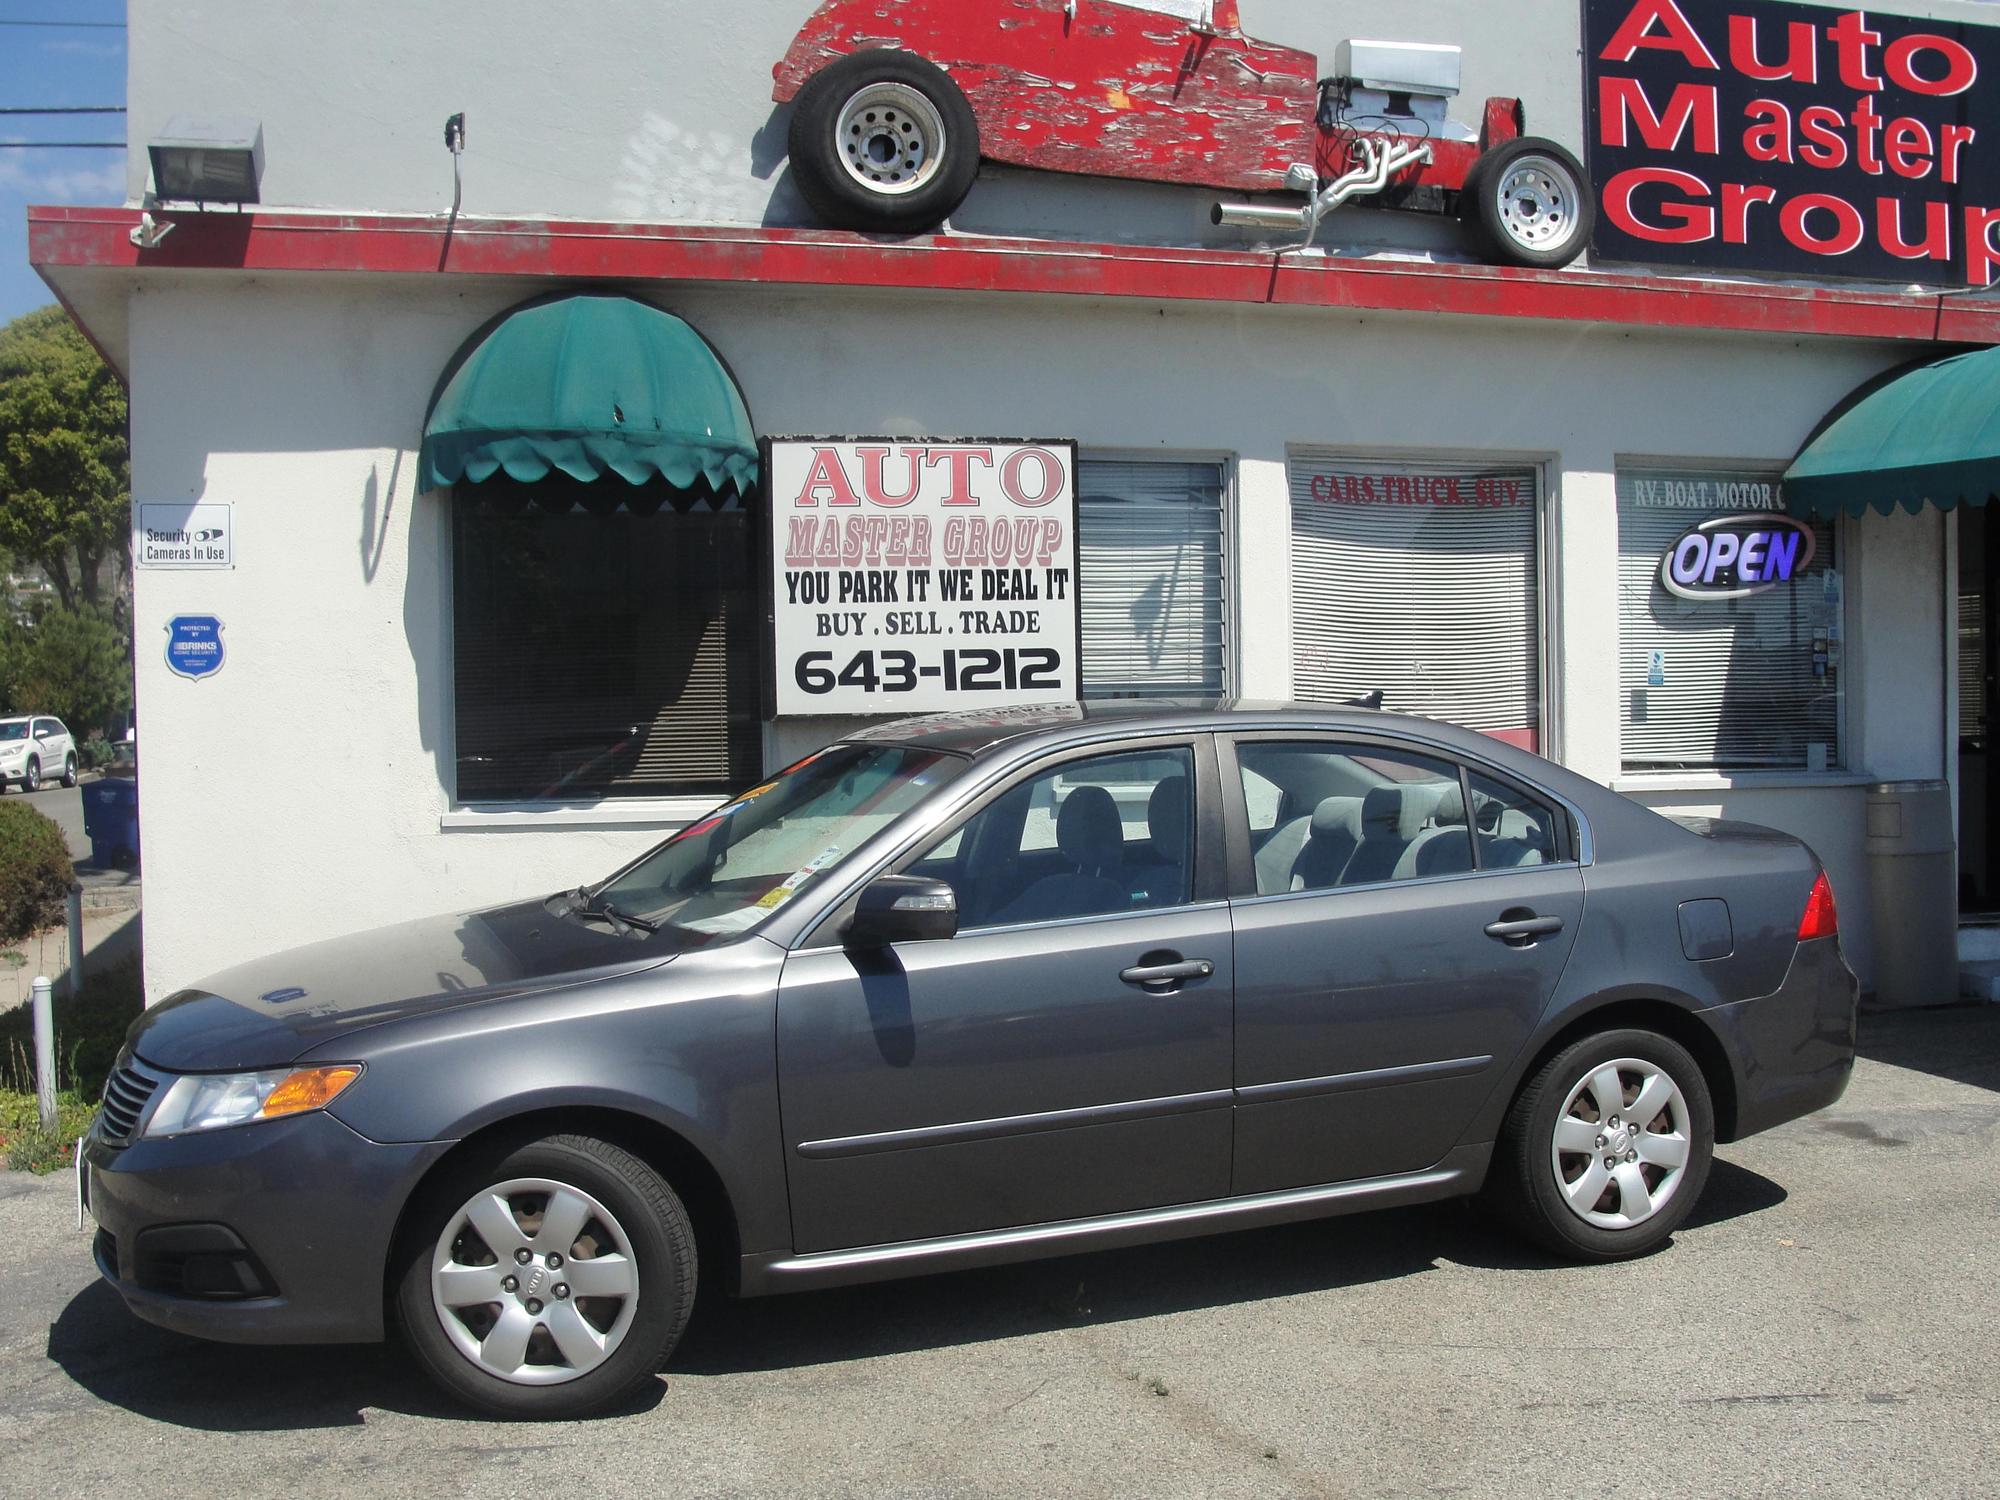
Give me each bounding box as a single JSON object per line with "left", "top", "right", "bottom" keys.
{"left": 1492, "top": 154, "right": 1582, "bottom": 254}
{"left": 430, "top": 1177, "right": 640, "bottom": 1387}
{"left": 835, "top": 81, "right": 947, "bottom": 197}
{"left": 23, "top": 759, "right": 39, "bottom": 793}
{"left": 1549, "top": 1057, "right": 1692, "bottom": 1231}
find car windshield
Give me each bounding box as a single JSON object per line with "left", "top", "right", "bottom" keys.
{"left": 590, "top": 743, "right": 966, "bottom": 937}
{"left": 0, "top": 723, "right": 27, "bottom": 742}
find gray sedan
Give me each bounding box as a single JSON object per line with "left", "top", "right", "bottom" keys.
{"left": 81, "top": 703, "right": 1856, "bottom": 1417}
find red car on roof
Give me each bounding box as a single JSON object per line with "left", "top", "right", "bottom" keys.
{"left": 772, "top": 0, "right": 1592, "bottom": 268}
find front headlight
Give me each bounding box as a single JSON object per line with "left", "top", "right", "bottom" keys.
{"left": 140, "top": 1064, "right": 362, "bottom": 1138}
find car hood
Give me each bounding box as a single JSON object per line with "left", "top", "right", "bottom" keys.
{"left": 129, "top": 899, "right": 676, "bottom": 1072}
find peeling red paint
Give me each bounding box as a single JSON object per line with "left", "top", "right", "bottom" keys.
{"left": 773, "top": 0, "right": 1317, "bottom": 192}
{"left": 29, "top": 205, "right": 2000, "bottom": 347}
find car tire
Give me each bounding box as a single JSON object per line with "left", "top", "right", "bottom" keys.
{"left": 1460, "top": 135, "right": 1593, "bottom": 269}
{"left": 393, "top": 1133, "right": 697, "bottom": 1419}
{"left": 62, "top": 754, "right": 78, "bottom": 788}
{"left": 788, "top": 49, "right": 981, "bottom": 233}
{"left": 23, "top": 757, "right": 39, "bottom": 793}
{"left": 1486, "top": 1028, "right": 1713, "bottom": 1261}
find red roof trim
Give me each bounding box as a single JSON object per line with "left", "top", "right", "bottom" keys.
{"left": 28, "top": 204, "right": 1999, "bottom": 345}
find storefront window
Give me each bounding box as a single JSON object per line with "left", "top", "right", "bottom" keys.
{"left": 451, "top": 480, "right": 761, "bottom": 802}
{"left": 1617, "top": 467, "right": 1842, "bottom": 773}
{"left": 1076, "top": 459, "right": 1227, "bottom": 700}
{"left": 1287, "top": 454, "right": 1543, "bottom": 749}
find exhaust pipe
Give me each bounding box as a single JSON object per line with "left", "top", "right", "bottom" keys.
{"left": 1210, "top": 202, "right": 1312, "bottom": 230}
{"left": 1211, "top": 138, "right": 1432, "bottom": 248}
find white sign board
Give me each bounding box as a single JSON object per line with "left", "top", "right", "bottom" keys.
{"left": 137, "top": 503, "right": 233, "bottom": 569}
{"left": 767, "top": 440, "right": 1081, "bottom": 715}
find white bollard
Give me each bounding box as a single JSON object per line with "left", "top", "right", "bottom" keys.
{"left": 65, "top": 887, "right": 83, "bottom": 1000}
{"left": 31, "top": 975, "right": 57, "bottom": 1133}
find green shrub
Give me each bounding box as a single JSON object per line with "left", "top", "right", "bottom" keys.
{"left": 0, "top": 800, "right": 72, "bottom": 943}
{"left": 0, "top": 1090, "right": 97, "bottom": 1173}
{"left": 81, "top": 737, "right": 116, "bottom": 770}
{"left": 0, "top": 957, "right": 141, "bottom": 1102}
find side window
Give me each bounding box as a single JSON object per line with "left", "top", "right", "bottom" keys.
{"left": 911, "top": 747, "right": 1195, "bottom": 929}
{"left": 1467, "top": 771, "right": 1561, "bottom": 868}
{"left": 1237, "top": 741, "right": 1473, "bottom": 894}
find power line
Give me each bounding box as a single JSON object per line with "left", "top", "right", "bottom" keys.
{"left": 0, "top": 107, "right": 126, "bottom": 115}
{"left": 0, "top": 20, "right": 126, "bottom": 27}
{"left": 0, "top": 141, "right": 124, "bottom": 149}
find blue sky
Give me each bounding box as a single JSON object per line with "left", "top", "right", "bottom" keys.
{"left": 0, "top": 3, "right": 126, "bottom": 326}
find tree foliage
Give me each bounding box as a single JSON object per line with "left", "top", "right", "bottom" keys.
{"left": 0, "top": 605, "right": 131, "bottom": 735}
{"left": 0, "top": 306, "right": 129, "bottom": 613}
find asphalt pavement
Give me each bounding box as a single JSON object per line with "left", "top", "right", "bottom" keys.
{"left": 6, "top": 781, "right": 141, "bottom": 907}
{"left": 2, "top": 1005, "right": 1996, "bottom": 1499}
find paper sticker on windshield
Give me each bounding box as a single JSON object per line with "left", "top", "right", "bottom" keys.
{"left": 753, "top": 884, "right": 796, "bottom": 911}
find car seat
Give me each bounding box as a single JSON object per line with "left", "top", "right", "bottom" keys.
{"left": 1287, "top": 795, "right": 1363, "bottom": 891}
{"left": 1341, "top": 783, "right": 1444, "bottom": 886}
{"left": 992, "top": 783, "right": 1130, "bottom": 924}
{"left": 1125, "top": 776, "right": 1190, "bottom": 908}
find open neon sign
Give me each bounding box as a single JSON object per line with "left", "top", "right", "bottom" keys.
{"left": 1661, "top": 514, "right": 1817, "bottom": 600}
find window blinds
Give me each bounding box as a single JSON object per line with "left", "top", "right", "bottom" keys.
{"left": 1616, "top": 471, "right": 1841, "bottom": 771}
{"left": 1076, "top": 460, "right": 1227, "bottom": 700}
{"left": 1287, "top": 453, "right": 1542, "bottom": 744}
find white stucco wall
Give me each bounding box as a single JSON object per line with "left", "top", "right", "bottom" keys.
{"left": 127, "top": 272, "right": 1930, "bottom": 999}
{"left": 121, "top": 0, "right": 2000, "bottom": 255}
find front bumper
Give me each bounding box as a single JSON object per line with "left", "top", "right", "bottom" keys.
{"left": 84, "top": 1109, "right": 450, "bottom": 1345}
{"left": 1705, "top": 935, "right": 1858, "bottom": 1142}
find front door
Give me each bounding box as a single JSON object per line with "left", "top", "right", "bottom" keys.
{"left": 1223, "top": 736, "right": 1585, "bottom": 1195}
{"left": 776, "top": 739, "right": 1233, "bottom": 1254}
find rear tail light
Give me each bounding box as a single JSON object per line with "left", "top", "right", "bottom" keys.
{"left": 1798, "top": 870, "right": 1838, "bottom": 941}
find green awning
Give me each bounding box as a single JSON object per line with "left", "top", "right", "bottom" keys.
{"left": 1784, "top": 345, "right": 2000, "bottom": 519}
{"left": 419, "top": 292, "right": 758, "bottom": 497}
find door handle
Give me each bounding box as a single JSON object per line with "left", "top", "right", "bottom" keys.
{"left": 1484, "top": 912, "right": 1564, "bottom": 947}
{"left": 1120, "top": 958, "right": 1214, "bottom": 990}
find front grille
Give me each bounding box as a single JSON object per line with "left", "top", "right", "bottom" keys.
{"left": 98, "top": 1058, "right": 161, "bottom": 1141}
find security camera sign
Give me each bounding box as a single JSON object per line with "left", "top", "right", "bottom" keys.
{"left": 766, "top": 439, "right": 1081, "bottom": 715}
{"left": 137, "top": 503, "right": 232, "bottom": 569}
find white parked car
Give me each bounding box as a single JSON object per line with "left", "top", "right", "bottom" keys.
{"left": 0, "top": 715, "right": 79, "bottom": 792}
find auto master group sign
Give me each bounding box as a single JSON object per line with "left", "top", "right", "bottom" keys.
{"left": 1585, "top": 0, "right": 2000, "bottom": 285}
{"left": 766, "top": 440, "right": 1081, "bottom": 715}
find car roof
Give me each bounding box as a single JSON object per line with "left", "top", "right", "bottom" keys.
{"left": 845, "top": 699, "right": 1516, "bottom": 762}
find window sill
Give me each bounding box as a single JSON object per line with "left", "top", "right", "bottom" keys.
{"left": 441, "top": 797, "right": 724, "bottom": 832}
{"left": 1612, "top": 771, "right": 1875, "bottom": 795}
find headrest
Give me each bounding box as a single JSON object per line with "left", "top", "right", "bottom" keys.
{"left": 1310, "top": 795, "right": 1363, "bottom": 841}
{"left": 1431, "top": 782, "right": 1466, "bottom": 826}
{"left": 1359, "top": 783, "right": 1442, "bottom": 842}
{"left": 1057, "top": 784, "right": 1124, "bottom": 869}
{"left": 1147, "top": 777, "right": 1189, "bottom": 863}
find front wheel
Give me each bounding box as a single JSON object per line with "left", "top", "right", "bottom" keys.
{"left": 788, "top": 49, "right": 981, "bottom": 233}
{"left": 1460, "top": 136, "right": 1593, "bottom": 269}
{"left": 394, "top": 1134, "right": 696, "bottom": 1418}
{"left": 1486, "top": 1028, "right": 1713, "bottom": 1261}
{"left": 22, "top": 758, "right": 39, "bottom": 793}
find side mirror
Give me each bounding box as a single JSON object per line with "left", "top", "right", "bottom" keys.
{"left": 847, "top": 875, "right": 959, "bottom": 948}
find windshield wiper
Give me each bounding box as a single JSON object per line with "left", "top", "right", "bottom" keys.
{"left": 559, "top": 887, "right": 658, "bottom": 936}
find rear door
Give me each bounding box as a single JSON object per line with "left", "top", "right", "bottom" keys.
{"left": 1222, "top": 734, "right": 1585, "bottom": 1195}
{"left": 775, "top": 736, "right": 1234, "bottom": 1253}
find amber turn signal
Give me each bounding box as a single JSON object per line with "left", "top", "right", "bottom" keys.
{"left": 258, "top": 1065, "right": 362, "bottom": 1119}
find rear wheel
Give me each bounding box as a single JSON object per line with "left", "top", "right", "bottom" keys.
{"left": 62, "top": 754, "right": 78, "bottom": 788}
{"left": 1461, "top": 136, "right": 1592, "bottom": 269}
{"left": 788, "top": 49, "right": 981, "bottom": 233}
{"left": 394, "top": 1134, "right": 696, "bottom": 1418}
{"left": 1487, "top": 1028, "right": 1712, "bottom": 1260}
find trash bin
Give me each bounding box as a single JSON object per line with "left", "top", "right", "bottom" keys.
{"left": 81, "top": 777, "right": 139, "bottom": 869}
{"left": 1865, "top": 779, "right": 1955, "bottom": 1010}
